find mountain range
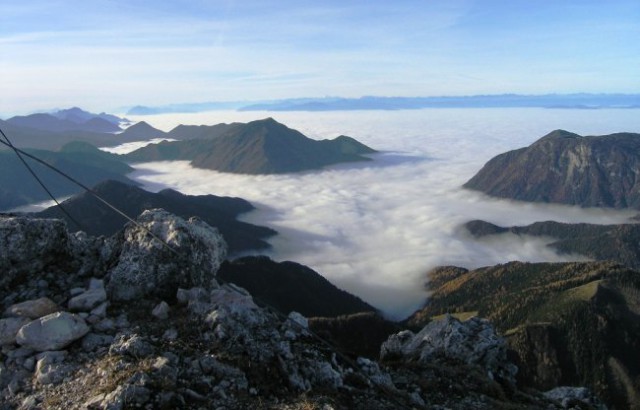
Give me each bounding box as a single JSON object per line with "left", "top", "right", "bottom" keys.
{"left": 0, "top": 110, "right": 158, "bottom": 151}
{"left": 126, "top": 93, "right": 640, "bottom": 114}
{"left": 6, "top": 107, "right": 126, "bottom": 134}
{"left": 464, "top": 130, "right": 640, "bottom": 208}
{"left": 3, "top": 105, "right": 640, "bottom": 408}
{"left": 1, "top": 114, "right": 376, "bottom": 213}
{"left": 126, "top": 117, "right": 377, "bottom": 174}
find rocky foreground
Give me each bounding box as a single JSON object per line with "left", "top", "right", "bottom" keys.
{"left": 1, "top": 210, "right": 603, "bottom": 409}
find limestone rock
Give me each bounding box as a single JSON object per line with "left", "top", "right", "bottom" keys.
{"left": 4, "top": 297, "right": 60, "bottom": 319}
{"left": 544, "top": 386, "right": 607, "bottom": 409}
{"left": 34, "top": 351, "right": 72, "bottom": 386}
{"left": 16, "top": 312, "right": 90, "bottom": 352}
{"left": 107, "top": 209, "right": 227, "bottom": 301}
{"left": 151, "top": 301, "right": 170, "bottom": 320}
{"left": 109, "top": 333, "right": 154, "bottom": 358}
{"left": 0, "top": 217, "right": 71, "bottom": 288}
{"left": 381, "top": 315, "right": 518, "bottom": 385}
{"left": 0, "top": 317, "right": 30, "bottom": 345}
{"left": 68, "top": 287, "right": 107, "bottom": 312}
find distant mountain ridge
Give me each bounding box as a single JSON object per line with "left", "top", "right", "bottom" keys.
{"left": 465, "top": 219, "right": 640, "bottom": 269}
{"left": 6, "top": 107, "right": 128, "bottom": 134}
{"left": 126, "top": 117, "right": 377, "bottom": 174}
{"left": 50, "top": 107, "right": 127, "bottom": 126}
{"left": 0, "top": 110, "right": 162, "bottom": 151}
{"left": 464, "top": 130, "right": 640, "bottom": 208}
{"left": 127, "top": 93, "right": 640, "bottom": 114}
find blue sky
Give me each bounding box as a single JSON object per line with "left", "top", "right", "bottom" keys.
{"left": 1, "top": 0, "right": 639, "bottom": 114}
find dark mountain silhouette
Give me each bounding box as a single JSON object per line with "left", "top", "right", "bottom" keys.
{"left": 118, "top": 121, "right": 167, "bottom": 139}
{"left": 465, "top": 219, "right": 640, "bottom": 269}
{"left": 0, "top": 144, "right": 137, "bottom": 210}
{"left": 0, "top": 119, "right": 124, "bottom": 151}
{"left": 36, "top": 180, "right": 275, "bottom": 254}
{"left": 218, "top": 256, "right": 376, "bottom": 316}
{"left": 0, "top": 118, "right": 65, "bottom": 151}
{"left": 407, "top": 261, "right": 640, "bottom": 409}
{"left": 166, "top": 122, "right": 243, "bottom": 140}
{"left": 464, "top": 130, "right": 640, "bottom": 208}
{"left": 126, "top": 118, "right": 377, "bottom": 174}
{"left": 6, "top": 112, "right": 121, "bottom": 133}
{"left": 51, "top": 107, "right": 126, "bottom": 126}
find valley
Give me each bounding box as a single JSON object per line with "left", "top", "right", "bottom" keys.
{"left": 3, "top": 106, "right": 640, "bottom": 408}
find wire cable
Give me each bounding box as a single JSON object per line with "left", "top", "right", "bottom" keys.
{"left": 0, "top": 127, "right": 85, "bottom": 231}
{"left": 0, "top": 131, "right": 180, "bottom": 257}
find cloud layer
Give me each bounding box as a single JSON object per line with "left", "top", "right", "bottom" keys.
{"left": 127, "top": 108, "right": 640, "bottom": 319}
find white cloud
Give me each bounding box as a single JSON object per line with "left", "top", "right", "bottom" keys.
{"left": 126, "top": 108, "right": 640, "bottom": 319}
{"left": 99, "top": 138, "right": 177, "bottom": 154}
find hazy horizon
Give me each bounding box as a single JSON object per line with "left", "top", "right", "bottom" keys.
{"left": 3, "top": 1, "right": 639, "bottom": 115}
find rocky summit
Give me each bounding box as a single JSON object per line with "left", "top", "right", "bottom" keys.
{"left": 1, "top": 211, "right": 602, "bottom": 409}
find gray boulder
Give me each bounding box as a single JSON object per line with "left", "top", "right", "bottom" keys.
{"left": 15, "top": 312, "right": 90, "bottom": 352}
{"left": 151, "top": 301, "right": 170, "bottom": 320}
{"left": 68, "top": 283, "right": 107, "bottom": 312}
{"left": 381, "top": 315, "right": 518, "bottom": 384}
{"left": 107, "top": 209, "right": 227, "bottom": 301}
{"left": 4, "top": 297, "right": 61, "bottom": 319}
{"left": 0, "top": 317, "right": 31, "bottom": 345}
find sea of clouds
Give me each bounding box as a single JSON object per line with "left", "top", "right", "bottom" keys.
{"left": 121, "top": 108, "right": 640, "bottom": 319}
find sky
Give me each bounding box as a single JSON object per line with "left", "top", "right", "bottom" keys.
{"left": 2, "top": 0, "right": 639, "bottom": 115}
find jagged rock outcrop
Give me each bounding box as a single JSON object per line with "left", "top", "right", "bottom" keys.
{"left": 464, "top": 130, "right": 640, "bottom": 208}
{"left": 106, "top": 209, "right": 227, "bottom": 301}
{"left": 382, "top": 315, "right": 517, "bottom": 385}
